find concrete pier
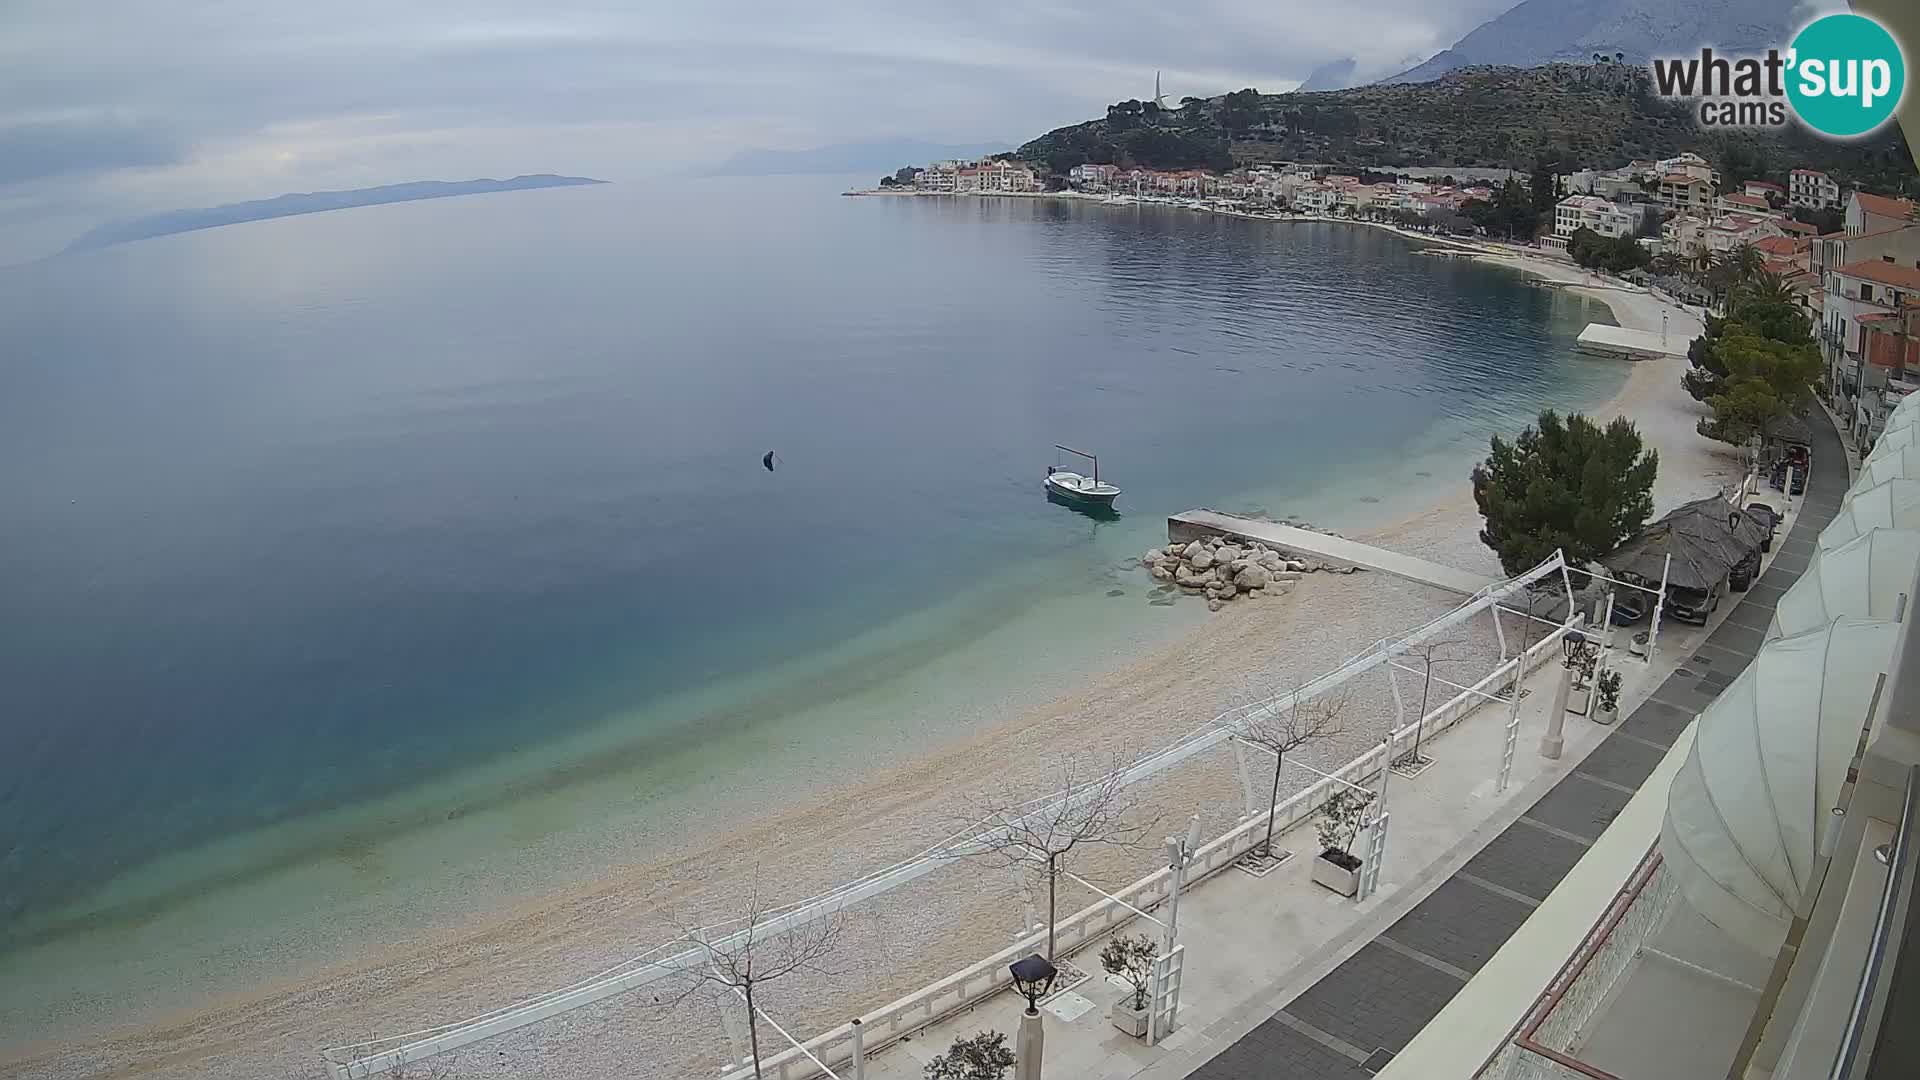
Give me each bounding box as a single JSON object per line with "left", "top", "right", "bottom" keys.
{"left": 1168, "top": 509, "right": 1495, "bottom": 595}
{"left": 1575, "top": 323, "right": 1684, "bottom": 361}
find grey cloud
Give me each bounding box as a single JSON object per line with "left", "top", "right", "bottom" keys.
{"left": 0, "top": 115, "right": 186, "bottom": 187}
{"left": 0, "top": 0, "right": 1512, "bottom": 235}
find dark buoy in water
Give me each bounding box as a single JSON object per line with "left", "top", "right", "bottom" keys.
{"left": 763, "top": 451, "right": 776, "bottom": 472}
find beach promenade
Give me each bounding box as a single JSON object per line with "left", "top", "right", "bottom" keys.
{"left": 851, "top": 417, "right": 1840, "bottom": 1080}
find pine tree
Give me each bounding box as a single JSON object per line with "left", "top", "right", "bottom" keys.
{"left": 1471, "top": 411, "right": 1659, "bottom": 582}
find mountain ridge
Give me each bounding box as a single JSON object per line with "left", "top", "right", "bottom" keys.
{"left": 1384, "top": 0, "right": 1805, "bottom": 84}
{"left": 1013, "top": 64, "right": 1914, "bottom": 194}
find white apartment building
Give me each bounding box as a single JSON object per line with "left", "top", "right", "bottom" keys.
{"left": 1791, "top": 167, "right": 1842, "bottom": 210}
{"left": 980, "top": 160, "right": 1037, "bottom": 193}
{"left": 1067, "top": 163, "right": 1118, "bottom": 188}
{"left": 913, "top": 163, "right": 957, "bottom": 193}
{"left": 1563, "top": 167, "right": 1648, "bottom": 201}
{"left": 1817, "top": 223, "right": 1920, "bottom": 412}
{"left": 1707, "top": 213, "right": 1787, "bottom": 254}
{"left": 1847, "top": 190, "right": 1918, "bottom": 236}
{"left": 1292, "top": 183, "right": 1338, "bottom": 213}
{"left": 1655, "top": 152, "right": 1717, "bottom": 182}
{"left": 1553, "top": 194, "right": 1637, "bottom": 239}
{"left": 1658, "top": 173, "right": 1716, "bottom": 214}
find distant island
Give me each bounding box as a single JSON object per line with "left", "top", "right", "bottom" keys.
{"left": 63, "top": 174, "right": 608, "bottom": 253}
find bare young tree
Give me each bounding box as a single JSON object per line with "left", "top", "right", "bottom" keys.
{"left": 1395, "top": 636, "right": 1473, "bottom": 766}
{"left": 660, "top": 872, "right": 850, "bottom": 1080}
{"left": 959, "top": 752, "right": 1156, "bottom": 962}
{"left": 1233, "top": 687, "right": 1349, "bottom": 860}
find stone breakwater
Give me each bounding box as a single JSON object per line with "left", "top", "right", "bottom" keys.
{"left": 1140, "top": 536, "right": 1354, "bottom": 612}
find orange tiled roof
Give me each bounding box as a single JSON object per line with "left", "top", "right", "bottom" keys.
{"left": 1857, "top": 192, "right": 1918, "bottom": 220}
{"left": 1838, "top": 258, "right": 1920, "bottom": 291}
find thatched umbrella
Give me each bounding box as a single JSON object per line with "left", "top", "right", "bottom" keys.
{"left": 1600, "top": 495, "right": 1772, "bottom": 591}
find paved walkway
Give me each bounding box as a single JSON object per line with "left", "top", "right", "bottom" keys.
{"left": 1182, "top": 412, "right": 1848, "bottom": 1079}
{"left": 1168, "top": 511, "right": 1496, "bottom": 596}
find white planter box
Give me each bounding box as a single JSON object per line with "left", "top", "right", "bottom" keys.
{"left": 1569, "top": 685, "right": 1592, "bottom": 716}
{"left": 1110, "top": 999, "right": 1150, "bottom": 1037}
{"left": 1593, "top": 704, "right": 1619, "bottom": 725}
{"left": 1311, "top": 851, "right": 1362, "bottom": 897}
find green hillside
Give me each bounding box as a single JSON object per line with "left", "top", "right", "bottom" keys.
{"left": 1017, "top": 64, "right": 1915, "bottom": 195}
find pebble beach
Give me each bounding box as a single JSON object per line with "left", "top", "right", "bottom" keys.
{"left": 1, "top": 230, "right": 1747, "bottom": 1080}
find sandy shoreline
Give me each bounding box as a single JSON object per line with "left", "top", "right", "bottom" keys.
{"left": 3, "top": 226, "right": 1743, "bottom": 1080}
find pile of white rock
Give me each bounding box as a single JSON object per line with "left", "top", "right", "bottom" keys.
{"left": 1141, "top": 537, "right": 1330, "bottom": 612}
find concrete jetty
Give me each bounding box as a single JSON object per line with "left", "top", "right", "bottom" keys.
{"left": 1575, "top": 322, "right": 1685, "bottom": 361}
{"left": 1168, "top": 509, "right": 1496, "bottom": 595}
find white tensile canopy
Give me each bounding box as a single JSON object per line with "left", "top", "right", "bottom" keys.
{"left": 1866, "top": 422, "right": 1920, "bottom": 462}
{"left": 1769, "top": 529, "right": 1920, "bottom": 638}
{"left": 1661, "top": 618, "right": 1898, "bottom": 954}
{"left": 1854, "top": 445, "right": 1920, "bottom": 491}
{"left": 1820, "top": 479, "right": 1920, "bottom": 550}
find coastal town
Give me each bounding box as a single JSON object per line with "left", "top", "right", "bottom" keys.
{"left": 868, "top": 148, "right": 1920, "bottom": 463}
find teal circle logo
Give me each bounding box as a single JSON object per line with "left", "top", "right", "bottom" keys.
{"left": 1786, "top": 13, "right": 1906, "bottom": 138}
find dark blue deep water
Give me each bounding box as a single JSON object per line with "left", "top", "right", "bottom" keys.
{"left": 0, "top": 176, "right": 1620, "bottom": 945}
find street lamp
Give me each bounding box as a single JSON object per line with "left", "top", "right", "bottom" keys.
{"left": 1009, "top": 954, "right": 1058, "bottom": 1080}
{"left": 1562, "top": 628, "right": 1595, "bottom": 665}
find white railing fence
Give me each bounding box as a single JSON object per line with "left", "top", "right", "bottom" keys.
{"left": 720, "top": 619, "right": 1577, "bottom": 1080}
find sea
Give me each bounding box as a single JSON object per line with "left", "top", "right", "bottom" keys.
{"left": 0, "top": 175, "right": 1623, "bottom": 1035}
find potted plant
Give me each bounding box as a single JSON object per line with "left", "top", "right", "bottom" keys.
{"left": 1567, "top": 647, "right": 1598, "bottom": 715}
{"left": 925, "top": 1030, "right": 1016, "bottom": 1080}
{"left": 1594, "top": 669, "right": 1623, "bottom": 725}
{"left": 1310, "top": 788, "right": 1376, "bottom": 898}
{"left": 1099, "top": 934, "right": 1159, "bottom": 1037}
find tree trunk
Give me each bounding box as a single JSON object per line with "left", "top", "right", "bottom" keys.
{"left": 745, "top": 981, "right": 763, "bottom": 1080}
{"left": 1412, "top": 664, "right": 1434, "bottom": 759}
{"left": 1262, "top": 751, "right": 1283, "bottom": 856}
{"left": 1047, "top": 852, "right": 1058, "bottom": 963}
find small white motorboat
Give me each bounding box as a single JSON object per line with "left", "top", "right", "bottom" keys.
{"left": 1045, "top": 445, "right": 1120, "bottom": 510}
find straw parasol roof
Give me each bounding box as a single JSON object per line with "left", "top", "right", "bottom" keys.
{"left": 1600, "top": 495, "right": 1771, "bottom": 590}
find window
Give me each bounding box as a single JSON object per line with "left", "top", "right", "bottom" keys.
{"left": 1863, "top": 284, "right": 1876, "bottom": 302}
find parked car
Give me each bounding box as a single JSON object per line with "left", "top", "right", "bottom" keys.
{"left": 1729, "top": 552, "right": 1759, "bottom": 592}
{"left": 1667, "top": 579, "right": 1725, "bottom": 624}
{"left": 1745, "top": 503, "right": 1779, "bottom": 552}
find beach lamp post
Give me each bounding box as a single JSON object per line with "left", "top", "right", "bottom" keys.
{"left": 1010, "top": 954, "right": 1058, "bottom": 1080}
{"left": 1542, "top": 629, "right": 1589, "bottom": 760}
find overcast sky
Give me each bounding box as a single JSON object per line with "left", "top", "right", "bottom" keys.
{"left": 0, "top": 0, "right": 1516, "bottom": 258}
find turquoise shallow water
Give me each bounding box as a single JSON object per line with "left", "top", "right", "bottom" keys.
{"left": 0, "top": 178, "right": 1622, "bottom": 1014}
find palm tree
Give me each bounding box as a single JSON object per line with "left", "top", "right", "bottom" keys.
{"left": 1727, "top": 242, "right": 1765, "bottom": 281}
{"left": 1738, "top": 269, "right": 1795, "bottom": 308}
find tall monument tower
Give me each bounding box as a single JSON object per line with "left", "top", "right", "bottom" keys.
{"left": 1154, "top": 71, "right": 1172, "bottom": 111}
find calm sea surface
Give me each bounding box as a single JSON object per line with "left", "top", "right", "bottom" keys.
{"left": 0, "top": 176, "right": 1620, "bottom": 980}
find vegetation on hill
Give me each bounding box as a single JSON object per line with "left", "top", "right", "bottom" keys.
{"left": 1016, "top": 64, "right": 1914, "bottom": 196}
